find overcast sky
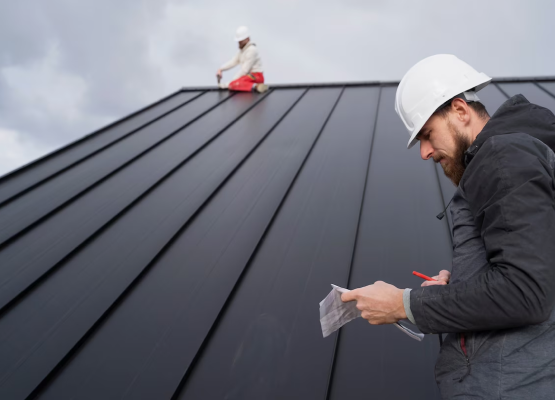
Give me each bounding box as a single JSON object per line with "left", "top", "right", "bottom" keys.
{"left": 1, "top": 0, "right": 554, "bottom": 176}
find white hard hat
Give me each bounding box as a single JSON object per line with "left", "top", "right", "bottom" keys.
{"left": 234, "top": 26, "right": 250, "bottom": 42}
{"left": 395, "top": 54, "right": 492, "bottom": 149}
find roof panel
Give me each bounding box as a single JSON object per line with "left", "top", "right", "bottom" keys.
{"left": 0, "top": 77, "right": 553, "bottom": 400}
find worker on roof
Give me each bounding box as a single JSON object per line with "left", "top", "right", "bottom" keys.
{"left": 342, "top": 54, "right": 555, "bottom": 398}
{"left": 216, "top": 26, "right": 268, "bottom": 94}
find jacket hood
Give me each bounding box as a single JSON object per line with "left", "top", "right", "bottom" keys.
{"left": 465, "top": 94, "right": 555, "bottom": 166}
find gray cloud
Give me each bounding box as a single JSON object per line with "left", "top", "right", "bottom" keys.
{"left": 0, "top": 0, "right": 175, "bottom": 175}
{"left": 0, "top": 2, "right": 52, "bottom": 67}
{"left": 0, "top": 0, "right": 554, "bottom": 175}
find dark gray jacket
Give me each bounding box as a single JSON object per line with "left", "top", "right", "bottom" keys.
{"left": 410, "top": 95, "right": 555, "bottom": 398}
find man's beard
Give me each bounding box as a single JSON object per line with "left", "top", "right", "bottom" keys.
{"left": 433, "top": 124, "right": 471, "bottom": 186}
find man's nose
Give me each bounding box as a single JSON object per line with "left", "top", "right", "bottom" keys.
{"left": 420, "top": 141, "right": 433, "bottom": 161}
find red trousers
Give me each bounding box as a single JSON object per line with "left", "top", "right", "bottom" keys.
{"left": 229, "top": 72, "right": 265, "bottom": 92}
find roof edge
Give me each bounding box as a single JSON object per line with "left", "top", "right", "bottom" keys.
{"left": 180, "top": 76, "right": 555, "bottom": 92}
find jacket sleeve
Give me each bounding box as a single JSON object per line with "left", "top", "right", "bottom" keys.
{"left": 410, "top": 133, "right": 555, "bottom": 333}
{"left": 220, "top": 52, "right": 240, "bottom": 71}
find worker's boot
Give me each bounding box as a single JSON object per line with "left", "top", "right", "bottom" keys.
{"left": 254, "top": 83, "right": 269, "bottom": 93}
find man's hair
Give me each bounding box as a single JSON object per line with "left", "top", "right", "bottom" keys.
{"left": 434, "top": 101, "right": 490, "bottom": 120}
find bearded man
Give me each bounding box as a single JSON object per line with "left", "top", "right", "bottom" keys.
{"left": 341, "top": 54, "right": 555, "bottom": 398}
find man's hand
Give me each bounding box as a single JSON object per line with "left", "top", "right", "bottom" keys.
{"left": 341, "top": 281, "right": 406, "bottom": 325}
{"left": 216, "top": 69, "right": 222, "bottom": 79}
{"left": 421, "top": 270, "right": 450, "bottom": 287}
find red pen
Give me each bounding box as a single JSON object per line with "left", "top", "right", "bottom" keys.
{"left": 413, "top": 271, "right": 437, "bottom": 281}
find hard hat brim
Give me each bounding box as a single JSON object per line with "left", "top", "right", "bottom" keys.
{"left": 405, "top": 74, "right": 492, "bottom": 149}
{"left": 234, "top": 34, "right": 249, "bottom": 42}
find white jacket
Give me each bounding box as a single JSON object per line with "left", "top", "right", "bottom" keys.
{"left": 220, "top": 42, "right": 263, "bottom": 80}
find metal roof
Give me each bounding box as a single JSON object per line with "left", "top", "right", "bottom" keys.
{"left": 1, "top": 79, "right": 554, "bottom": 399}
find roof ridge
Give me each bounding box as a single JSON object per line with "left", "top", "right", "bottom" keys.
{"left": 180, "top": 76, "right": 555, "bottom": 92}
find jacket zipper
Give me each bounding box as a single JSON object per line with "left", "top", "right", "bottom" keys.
{"left": 459, "top": 333, "right": 471, "bottom": 382}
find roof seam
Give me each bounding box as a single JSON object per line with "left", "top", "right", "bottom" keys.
{"left": 533, "top": 82, "right": 555, "bottom": 101}
{"left": 493, "top": 83, "right": 511, "bottom": 99}
{"left": 0, "top": 91, "right": 208, "bottom": 209}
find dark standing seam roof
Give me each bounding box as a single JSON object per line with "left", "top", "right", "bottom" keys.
{"left": 0, "top": 77, "right": 554, "bottom": 399}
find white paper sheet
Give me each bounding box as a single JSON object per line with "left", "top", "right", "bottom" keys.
{"left": 319, "top": 284, "right": 424, "bottom": 341}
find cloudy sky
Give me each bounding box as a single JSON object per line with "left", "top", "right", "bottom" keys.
{"left": 1, "top": 0, "right": 554, "bottom": 176}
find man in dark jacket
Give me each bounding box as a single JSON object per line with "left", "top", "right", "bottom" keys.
{"left": 341, "top": 54, "right": 555, "bottom": 398}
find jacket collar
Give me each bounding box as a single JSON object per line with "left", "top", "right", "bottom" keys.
{"left": 240, "top": 41, "right": 255, "bottom": 52}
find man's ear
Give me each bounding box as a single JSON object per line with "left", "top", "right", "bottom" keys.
{"left": 450, "top": 98, "right": 471, "bottom": 125}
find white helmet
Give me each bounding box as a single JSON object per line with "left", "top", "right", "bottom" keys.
{"left": 234, "top": 26, "right": 250, "bottom": 42}
{"left": 395, "top": 54, "right": 491, "bottom": 149}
